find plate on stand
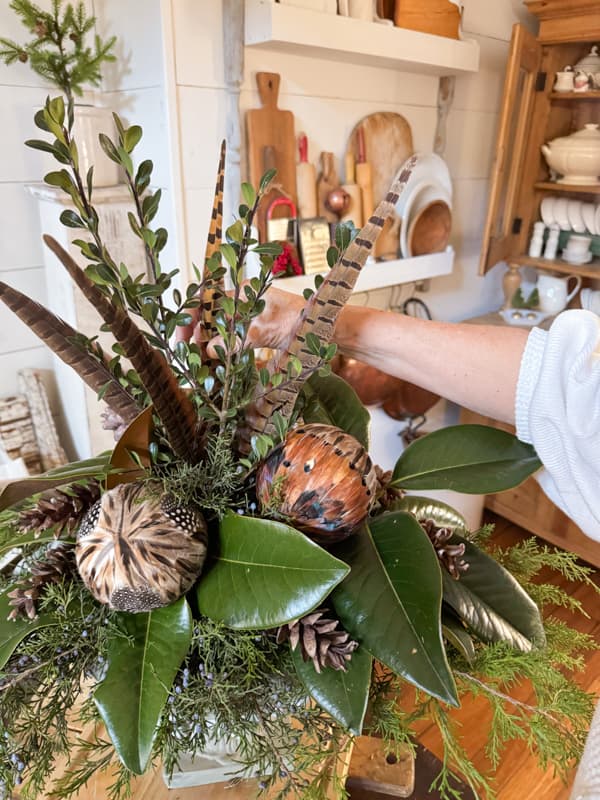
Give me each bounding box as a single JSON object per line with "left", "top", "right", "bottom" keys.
{"left": 499, "top": 308, "right": 550, "bottom": 327}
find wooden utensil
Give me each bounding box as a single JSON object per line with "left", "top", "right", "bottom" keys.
{"left": 340, "top": 151, "right": 363, "bottom": 227}
{"left": 346, "top": 112, "right": 413, "bottom": 207}
{"left": 407, "top": 200, "right": 452, "bottom": 256}
{"left": 296, "top": 133, "right": 317, "bottom": 218}
{"left": 246, "top": 72, "right": 297, "bottom": 205}
{"left": 317, "top": 152, "right": 340, "bottom": 223}
{"left": 354, "top": 126, "right": 374, "bottom": 222}
{"left": 394, "top": 0, "right": 461, "bottom": 39}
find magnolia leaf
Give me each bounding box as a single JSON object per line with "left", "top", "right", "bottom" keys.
{"left": 197, "top": 513, "right": 349, "bottom": 629}
{"left": 300, "top": 373, "right": 370, "bottom": 449}
{"left": 0, "top": 591, "right": 58, "bottom": 669}
{"left": 391, "top": 425, "right": 542, "bottom": 493}
{"left": 389, "top": 496, "right": 467, "bottom": 533}
{"left": 292, "top": 645, "right": 372, "bottom": 735}
{"left": 0, "top": 454, "right": 114, "bottom": 512}
{"left": 94, "top": 599, "right": 192, "bottom": 774}
{"left": 0, "top": 530, "right": 64, "bottom": 558}
{"left": 332, "top": 513, "right": 458, "bottom": 706}
{"left": 106, "top": 406, "right": 154, "bottom": 490}
{"left": 442, "top": 608, "right": 476, "bottom": 664}
{"left": 441, "top": 533, "right": 545, "bottom": 651}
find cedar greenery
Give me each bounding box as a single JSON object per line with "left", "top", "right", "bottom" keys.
{"left": 0, "top": 0, "right": 116, "bottom": 107}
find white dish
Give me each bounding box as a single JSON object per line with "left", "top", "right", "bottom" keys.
{"left": 567, "top": 199, "right": 586, "bottom": 233}
{"left": 499, "top": 308, "right": 550, "bottom": 327}
{"left": 562, "top": 250, "right": 593, "bottom": 265}
{"left": 581, "top": 202, "right": 597, "bottom": 235}
{"left": 394, "top": 153, "right": 452, "bottom": 218}
{"left": 540, "top": 196, "right": 555, "bottom": 226}
{"left": 553, "top": 197, "right": 570, "bottom": 229}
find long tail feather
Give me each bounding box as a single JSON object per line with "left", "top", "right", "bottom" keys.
{"left": 0, "top": 282, "right": 140, "bottom": 424}
{"left": 247, "top": 155, "right": 419, "bottom": 439}
{"left": 43, "top": 235, "right": 198, "bottom": 463}
{"left": 197, "top": 139, "right": 226, "bottom": 353}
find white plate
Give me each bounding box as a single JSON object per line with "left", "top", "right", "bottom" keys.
{"left": 567, "top": 199, "right": 586, "bottom": 233}
{"left": 400, "top": 182, "right": 452, "bottom": 258}
{"left": 562, "top": 250, "right": 593, "bottom": 265}
{"left": 581, "top": 203, "right": 597, "bottom": 235}
{"left": 499, "top": 308, "right": 550, "bottom": 327}
{"left": 540, "top": 196, "right": 555, "bottom": 226}
{"left": 394, "top": 153, "right": 452, "bottom": 219}
{"left": 553, "top": 197, "right": 570, "bottom": 229}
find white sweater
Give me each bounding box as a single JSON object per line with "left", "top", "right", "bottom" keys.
{"left": 515, "top": 309, "right": 600, "bottom": 542}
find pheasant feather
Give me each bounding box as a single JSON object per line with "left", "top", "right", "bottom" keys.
{"left": 43, "top": 235, "right": 198, "bottom": 463}
{"left": 0, "top": 281, "right": 140, "bottom": 424}
{"left": 247, "top": 155, "right": 418, "bottom": 439}
{"left": 197, "top": 139, "right": 226, "bottom": 353}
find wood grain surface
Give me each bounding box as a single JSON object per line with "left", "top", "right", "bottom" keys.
{"left": 246, "top": 72, "right": 297, "bottom": 206}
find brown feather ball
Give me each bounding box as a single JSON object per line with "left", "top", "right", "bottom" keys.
{"left": 256, "top": 423, "right": 377, "bottom": 542}
{"left": 75, "top": 482, "right": 207, "bottom": 612}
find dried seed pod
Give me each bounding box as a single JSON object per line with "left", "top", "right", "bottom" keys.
{"left": 76, "top": 482, "right": 207, "bottom": 612}
{"left": 256, "top": 423, "right": 377, "bottom": 542}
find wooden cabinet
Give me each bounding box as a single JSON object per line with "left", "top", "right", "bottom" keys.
{"left": 460, "top": 408, "right": 600, "bottom": 568}
{"left": 480, "top": 0, "right": 600, "bottom": 282}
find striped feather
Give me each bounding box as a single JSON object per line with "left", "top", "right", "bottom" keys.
{"left": 197, "top": 139, "right": 226, "bottom": 353}
{"left": 246, "top": 156, "right": 418, "bottom": 439}
{"left": 43, "top": 235, "right": 199, "bottom": 463}
{"left": 0, "top": 281, "right": 140, "bottom": 424}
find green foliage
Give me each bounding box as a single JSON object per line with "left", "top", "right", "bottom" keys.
{"left": 0, "top": 0, "right": 116, "bottom": 103}
{"left": 299, "top": 372, "right": 370, "bottom": 450}
{"left": 512, "top": 287, "right": 539, "bottom": 309}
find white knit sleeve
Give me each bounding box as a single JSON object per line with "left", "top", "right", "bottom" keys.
{"left": 514, "top": 309, "right": 600, "bottom": 542}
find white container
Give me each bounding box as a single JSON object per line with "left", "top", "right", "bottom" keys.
{"left": 537, "top": 272, "right": 582, "bottom": 314}
{"left": 72, "top": 104, "right": 121, "bottom": 187}
{"left": 541, "top": 124, "right": 600, "bottom": 186}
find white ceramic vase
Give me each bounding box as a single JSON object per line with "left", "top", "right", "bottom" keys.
{"left": 72, "top": 104, "right": 121, "bottom": 187}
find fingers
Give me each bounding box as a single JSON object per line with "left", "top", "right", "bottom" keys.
{"left": 175, "top": 306, "right": 200, "bottom": 343}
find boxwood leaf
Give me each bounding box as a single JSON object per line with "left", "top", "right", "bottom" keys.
{"left": 197, "top": 513, "right": 349, "bottom": 629}
{"left": 441, "top": 534, "right": 545, "bottom": 651}
{"left": 391, "top": 425, "right": 542, "bottom": 493}
{"left": 94, "top": 599, "right": 192, "bottom": 774}
{"left": 291, "top": 644, "right": 372, "bottom": 735}
{"left": 300, "top": 373, "right": 370, "bottom": 449}
{"left": 332, "top": 512, "right": 458, "bottom": 706}
{"left": 0, "top": 591, "right": 57, "bottom": 669}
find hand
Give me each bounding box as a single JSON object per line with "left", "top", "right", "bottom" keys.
{"left": 175, "top": 284, "right": 305, "bottom": 353}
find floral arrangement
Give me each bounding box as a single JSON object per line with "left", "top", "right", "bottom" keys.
{"left": 0, "top": 92, "right": 597, "bottom": 800}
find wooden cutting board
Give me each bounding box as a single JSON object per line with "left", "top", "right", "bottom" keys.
{"left": 346, "top": 112, "right": 413, "bottom": 207}
{"left": 246, "top": 72, "right": 297, "bottom": 205}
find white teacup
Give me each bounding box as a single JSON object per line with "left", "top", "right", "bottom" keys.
{"left": 554, "top": 70, "right": 574, "bottom": 92}
{"left": 564, "top": 233, "right": 592, "bottom": 259}
{"left": 537, "top": 272, "right": 583, "bottom": 314}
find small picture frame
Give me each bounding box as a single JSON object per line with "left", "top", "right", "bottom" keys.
{"left": 298, "top": 217, "right": 331, "bottom": 275}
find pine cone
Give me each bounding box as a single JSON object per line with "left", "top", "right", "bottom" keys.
{"left": 375, "top": 465, "right": 403, "bottom": 509}
{"left": 420, "top": 518, "right": 468, "bottom": 579}
{"left": 101, "top": 409, "right": 128, "bottom": 440}
{"left": 18, "top": 481, "right": 101, "bottom": 537}
{"left": 7, "top": 542, "right": 76, "bottom": 620}
{"left": 277, "top": 609, "right": 358, "bottom": 673}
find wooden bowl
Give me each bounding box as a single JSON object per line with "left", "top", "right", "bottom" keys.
{"left": 407, "top": 200, "right": 452, "bottom": 256}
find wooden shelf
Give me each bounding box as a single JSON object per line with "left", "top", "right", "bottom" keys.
{"left": 516, "top": 254, "right": 600, "bottom": 279}
{"left": 534, "top": 181, "right": 600, "bottom": 194}
{"left": 550, "top": 91, "right": 600, "bottom": 100}
{"left": 278, "top": 248, "right": 454, "bottom": 294}
{"left": 245, "top": 0, "right": 480, "bottom": 75}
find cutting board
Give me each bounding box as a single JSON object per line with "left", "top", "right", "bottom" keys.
{"left": 346, "top": 112, "right": 413, "bottom": 208}
{"left": 246, "top": 72, "right": 297, "bottom": 206}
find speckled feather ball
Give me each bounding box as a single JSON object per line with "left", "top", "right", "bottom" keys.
{"left": 256, "top": 423, "right": 377, "bottom": 542}
{"left": 75, "top": 482, "right": 208, "bottom": 612}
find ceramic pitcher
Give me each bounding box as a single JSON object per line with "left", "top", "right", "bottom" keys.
{"left": 537, "top": 272, "right": 582, "bottom": 314}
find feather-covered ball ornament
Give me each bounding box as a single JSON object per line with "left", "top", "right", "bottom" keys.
{"left": 256, "top": 423, "right": 377, "bottom": 542}
{"left": 75, "top": 482, "right": 207, "bottom": 612}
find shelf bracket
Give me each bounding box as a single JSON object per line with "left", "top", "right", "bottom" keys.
{"left": 434, "top": 76, "right": 456, "bottom": 156}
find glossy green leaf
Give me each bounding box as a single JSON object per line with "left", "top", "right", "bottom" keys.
{"left": 391, "top": 425, "right": 542, "bottom": 493}
{"left": 442, "top": 608, "right": 475, "bottom": 665}
{"left": 332, "top": 513, "right": 458, "bottom": 706}
{"left": 0, "top": 591, "right": 57, "bottom": 669}
{"left": 300, "top": 373, "right": 370, "bottom": 450}
{"left": 95, "top": 599, "right": 192, "bottom": 774}
{"left": 0, "top": 530, "right": 64, "bottom": 558}
{"left": 292, "top": 644, "right": 372, "bottom": 735}
{"left": 197, "top": 513, "right": 349, "bottom": 629}
{"left": 441, "top": 534, "right": 545, "bottom": 651}
{"left": 0, "top": 454, "right": 115, "bottom": 512}
{"left": 389, "top": 496, "right": 467, "bottom": 533}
